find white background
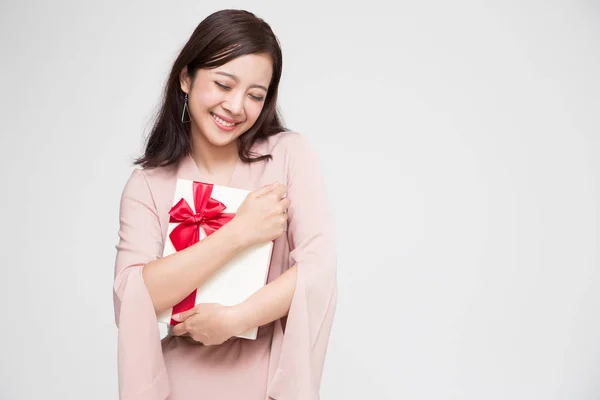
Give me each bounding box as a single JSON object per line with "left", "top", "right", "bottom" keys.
{"left": 1, "top": 1, "right": 598, "bottom": 399}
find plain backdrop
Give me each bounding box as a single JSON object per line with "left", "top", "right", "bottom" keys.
{"left": 0, "top": 1, "right": 598, "bottom": 399}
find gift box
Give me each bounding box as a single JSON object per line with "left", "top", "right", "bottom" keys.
{"left": 156, "top": 179, "right": 274, "bottom": 340}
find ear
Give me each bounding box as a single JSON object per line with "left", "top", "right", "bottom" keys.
{"left": 179, "top": 66, "right": 191, "bottom": 94}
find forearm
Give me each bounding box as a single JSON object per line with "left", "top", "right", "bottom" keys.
{"left": 142, "top": 221, "right": 246, "bottom": 314}
{"left": 234, "top": 264, "right": 298, "bottom": 332}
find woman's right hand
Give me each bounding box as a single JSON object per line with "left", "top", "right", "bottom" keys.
{"left": 230, "top": 183, "right": 290, "bottom": 247}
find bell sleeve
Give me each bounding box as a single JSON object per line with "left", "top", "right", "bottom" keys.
{"left": 266, "top": 134, "right": 339, "bottom": 400}
{"left": 113, "top": 168, "right": 170, "bottom": 400}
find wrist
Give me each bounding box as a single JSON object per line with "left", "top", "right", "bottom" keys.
{"left": 227, "top": 303, "right": 251, "bottom": 336}
{"left": 222, "top": 218, "right": 250, "bottom": 252}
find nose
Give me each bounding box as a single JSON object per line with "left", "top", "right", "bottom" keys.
{"left": 222, "top": 91, "right": 244, "bottom": 116}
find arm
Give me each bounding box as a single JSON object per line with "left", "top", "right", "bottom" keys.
{"left": 232, "top": 264, "right": 298, "bottom": 332}
{"left": 142, "top": 221, "right": 247, "bottom": 314}
{"left": 113, "top": 169, "right": 174, "bottom": 400}
{"left": 264, "top": 133, "right": 338, "bottom": 400}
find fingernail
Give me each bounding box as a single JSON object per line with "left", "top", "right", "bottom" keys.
{"left": 172, "top": 313, "right": 181, "bottom": 321}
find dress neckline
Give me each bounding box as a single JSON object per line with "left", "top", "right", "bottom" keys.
{"left": 176, "top": 152, "right": 241, "bottom": 188}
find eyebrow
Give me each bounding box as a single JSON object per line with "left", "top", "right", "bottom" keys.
{"left": 214, "top": 71, "right": 268, "bottom": 92}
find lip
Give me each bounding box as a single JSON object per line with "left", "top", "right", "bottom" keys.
{"left": 211, "top": 112, "right": 239, "bottom": 132}
{"left": 211, "top": 112, "right": 242, "bottom": 124}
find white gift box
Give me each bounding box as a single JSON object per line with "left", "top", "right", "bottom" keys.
{"left": 157, "top": 178, "right": 274, "bottom": 340}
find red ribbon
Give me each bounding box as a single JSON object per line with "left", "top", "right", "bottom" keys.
{"left": 167, "top": 181, "right": 235, "bottom": 325}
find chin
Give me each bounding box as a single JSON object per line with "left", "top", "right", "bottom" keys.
{"left": 207, "top": 136, "right": 237, "bottom": 147}
{"left": 201, "top": 126, "right": 241, "bottom": 147}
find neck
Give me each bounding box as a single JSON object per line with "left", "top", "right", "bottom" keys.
{"left": 190, "top": 131, "right": 239, "bottom": 175}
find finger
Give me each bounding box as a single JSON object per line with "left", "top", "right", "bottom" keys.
{"left": 278, "top": 202, "right": 290, "bottom": 215}
{"left": 280, "top": 197, "right": 291, "bottom": 212}
{"left": 252, "top": 182, "right": 279, "bottom": 198}
{"left": 172, "top": 320, "right": 189, "bottom": 336}
{"left": 269, "top": 184, "right": 287, "bottom": 200}
{"left": 172, "top": 307, "right": 196, "bottom": 322}
{"left": 282, "top": 214, "right": 289, "bottom": 232}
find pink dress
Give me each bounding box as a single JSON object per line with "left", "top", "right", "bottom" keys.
{"left": 113, "top": 131, "right": 338, "bottom": 400}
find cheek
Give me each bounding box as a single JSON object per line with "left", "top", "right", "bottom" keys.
{"left": 193, "top": 82, "right": 222, "bottom": 111}
{"left": 194, "top": 87, "right": 222, "bottom": 109}
{"left": 245, "top": 102, "right": 265, "bottom": 123}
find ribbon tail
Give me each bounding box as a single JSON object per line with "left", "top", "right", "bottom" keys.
{"left": 170, "top": 289, "right": 197, "bottom": 326}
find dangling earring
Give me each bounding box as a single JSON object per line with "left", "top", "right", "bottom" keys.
{"left": 181, "top": 93, "right": 191, "bottom": 123}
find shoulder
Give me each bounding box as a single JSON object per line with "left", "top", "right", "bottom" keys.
{"left": 121, "top": 162, "right": 178, "bottom": 200}
{"left": 138, "top": 162, "right": 178, "bottom": 182}
{"left": 257, "top": 130, "right": 317, "bottom": 161}
{"left": 254, "top": 131, "right": 324, "bottom": 187}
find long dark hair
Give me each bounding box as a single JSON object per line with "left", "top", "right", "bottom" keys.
{"left": 134, "top": 9, "right": 286, "bottom": 169}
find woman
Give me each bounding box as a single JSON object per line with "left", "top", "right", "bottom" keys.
{"left": 113, "top": 9, "right": 338, "bottom": 400}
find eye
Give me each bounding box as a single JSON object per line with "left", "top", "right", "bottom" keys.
{"left": 249, "top": 94, "right": 265, "bottom": 102}
{"left": 215, "top": 82, "right": 231, "bottom": 90}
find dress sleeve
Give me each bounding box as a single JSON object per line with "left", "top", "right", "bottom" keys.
{"left": 266, "top": 134, "right": 339, "bottom": 400}
{"left": 113, "top": 169, "right": 170, "bottom": 400}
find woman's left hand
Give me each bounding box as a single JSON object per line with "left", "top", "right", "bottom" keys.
{"left": 171, "top": 303, "right": 246, "bottom": 346}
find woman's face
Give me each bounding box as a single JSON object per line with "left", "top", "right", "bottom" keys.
{"left": 180, "top": 53, "right": 273, "bottom": 149}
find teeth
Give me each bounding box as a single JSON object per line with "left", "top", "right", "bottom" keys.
{"left": 212, "top": 113, "right": 236, "bottom": 127}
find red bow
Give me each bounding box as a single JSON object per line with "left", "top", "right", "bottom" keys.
{"left": 167, "top": 181, "right": 235, "bottom": 325}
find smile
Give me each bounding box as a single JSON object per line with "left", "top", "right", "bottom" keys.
{"left": 211, "top": 112, "right": 240, "bottom": 128}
